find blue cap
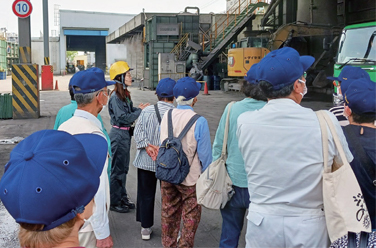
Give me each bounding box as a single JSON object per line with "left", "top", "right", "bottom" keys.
{"left": 244, "top": 63, "right": 258, "bottom": 84}
{"left": 256, "top": 47, "right": 315, "bottom": 90}
{"left": 327, "top": 66, "right": 371, "bottom": 94}
{"left": 344, "top": 78, "right": 376, "bottom": 115}
{"left": 0, "top": 130, "right": 108, "bottom": 231}
{"left": 173, "top": 77, "right": 201, "bottom": 100}
{"left": 70, "top": 67, "right": 115, "bottom": 94}
{"left": 156, "top": 78, "right": 176, "bottom": 98}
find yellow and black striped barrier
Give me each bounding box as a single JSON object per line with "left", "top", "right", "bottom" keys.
{"left": 11, "top": 64, "right": 40, "bottom": 119}
{"left": 44, "top": 57, "right": 50, "bottom": 65}
{"left": 19, "top": 47, "right": 31, "bottom": 63}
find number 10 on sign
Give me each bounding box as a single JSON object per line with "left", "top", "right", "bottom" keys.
{"left": 12, "top": 0, "right": 33, "bottom": 18}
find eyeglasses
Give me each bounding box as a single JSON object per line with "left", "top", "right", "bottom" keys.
{"left": 96, "top": 89, "right": 110, "bottom": 97}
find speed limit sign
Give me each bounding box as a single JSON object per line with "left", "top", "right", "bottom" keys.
{"left": 12, "top": 0, "right": 33, "bottom": 18}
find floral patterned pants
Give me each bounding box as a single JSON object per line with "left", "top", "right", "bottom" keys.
{"left": 161, "top": 181, "right": 202, "bottom": 248}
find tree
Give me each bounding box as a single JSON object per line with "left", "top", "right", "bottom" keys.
{"left": 66, "top": 51, "right": 78, "bottom": 62}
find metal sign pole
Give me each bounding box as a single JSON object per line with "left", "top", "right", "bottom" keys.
{"left": 12, "top": 0, "right": 40, "bottom": 119}
{"left": 18, "top": 16, "right": 31, "bottom": 63}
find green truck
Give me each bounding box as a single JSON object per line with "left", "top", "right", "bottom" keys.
{"left": 332, "top": 21, "right": 376, "bottom": 105}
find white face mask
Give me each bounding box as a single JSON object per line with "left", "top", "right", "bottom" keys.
{"left": 298, "top": 79, "right": 308, "bottom": 98}
{"left": 99, "top": 91, "right": 109, "bottom": 112}
{"left": 79, "top": 218, "right": 90, "bottom": 231}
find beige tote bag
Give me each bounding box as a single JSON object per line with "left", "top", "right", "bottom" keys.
{"left": 316, "top": 111, "right": 371, "bottom": 242}
{"left": 196, "top": 102, "right": 235, "bottom": 210}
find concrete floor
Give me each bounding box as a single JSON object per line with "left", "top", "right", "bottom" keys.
{"left": 0, "top": 74, "right": 333, "bottom": 248}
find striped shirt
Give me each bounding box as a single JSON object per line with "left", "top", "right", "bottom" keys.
{"left": 133, "top": 101, "right": 175, "bottom": 172}
{"left": 329, "top": 105, "right": 349, "bottom": 126}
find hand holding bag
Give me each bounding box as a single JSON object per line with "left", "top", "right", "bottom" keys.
{"left": 316, "top": 111, "right": 371, "bottom": 242}
{"left": 196, "top": 102, "right": 235, "bottom": 210}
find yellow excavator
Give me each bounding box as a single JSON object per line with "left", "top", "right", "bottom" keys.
{"left": 227, "top": 36, "right": 270, "bottom": 78}
{"left": 227, "top": 23, "right": 342, "bottom": 91}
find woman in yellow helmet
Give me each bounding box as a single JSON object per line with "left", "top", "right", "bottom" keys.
{"left": 108, "top": 61, "right": 149, "bottom": 213}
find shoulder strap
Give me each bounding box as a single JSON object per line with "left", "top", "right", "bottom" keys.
{"left": 222, "top": 101, "right": 236, "bottom": 156}
{"left": 167, "top": 109, "right": 174, "bottom": 139}
{"left": 318, "top": 110, "right": 351, "bottom": 173}
{"left": 316, "top": 111, "right": 330, "bottom": 172}
{"left": 342, "top": 125, "right": 376, "bottom": 181}
{"left": 177, "top": 114, "right": 201, "bottom": 140}
{"left": 154, "top": 104, "right": 162, "bottom": 124}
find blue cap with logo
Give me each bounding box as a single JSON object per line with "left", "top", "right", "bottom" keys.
{"left": 327, "top": 66, "right": 371, "bottom": 94}
{"left": 156, "top": 78, "right": 176, "bottom": 98}
{"left": 70, "top": 67, "right": 115, "bottom": 94}
{"left": 173, "top": 77, "right": 201, "bottom": 100}
{"left": 256, "top": 47, "right": 315, "bottom": 90}
{"left": 244, "top": 63, "right": 258, "bottom": 84}
{"left": 0, "top": 130, "right": 108, "bottom": 231}
{"left": 344, "top": 78, "right": 376, "bottom": 115}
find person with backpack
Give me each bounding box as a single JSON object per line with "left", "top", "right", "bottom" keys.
{"left": 158, "top": 77, "right": 212, "bottom": 248}
{"left": 133, "top": 77, "right": 176, "bottom": 240}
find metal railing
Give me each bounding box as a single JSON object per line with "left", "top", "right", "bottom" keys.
{"left": 202, "top": 0, "right": 268, "bottom": 52}
{"left": 170, "top": 33, "right": 190, "bottom": 59}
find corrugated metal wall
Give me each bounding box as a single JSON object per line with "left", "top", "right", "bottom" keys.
{"left": 144, "top": 14, "right": 200, "bottom": 89}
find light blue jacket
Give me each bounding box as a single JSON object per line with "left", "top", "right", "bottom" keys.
{"left": 212, "top": 98, "right": 266, "bottom": 188}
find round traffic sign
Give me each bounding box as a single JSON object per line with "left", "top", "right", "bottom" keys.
{"left": 12, "top": 0, "right": 33, "bottom": 18}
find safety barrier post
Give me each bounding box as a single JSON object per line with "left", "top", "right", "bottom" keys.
{"left": 12, "top": 64, "right": 40, "bottom": 119}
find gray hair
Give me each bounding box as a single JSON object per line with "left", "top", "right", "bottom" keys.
{"left": 74, "top": 91, "right": 99, "bottom": 106}
{"left": 176, "top": 96, "right": 194, "bottom": 106}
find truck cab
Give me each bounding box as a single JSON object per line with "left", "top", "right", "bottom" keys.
{"left": 332, "top": 22, "right": 376, "bottom": 105}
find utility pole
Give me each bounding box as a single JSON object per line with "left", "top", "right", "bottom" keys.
{"left": 41, "top": 0, "right": 54, "bottom": 90}
{"left": 43, "top": 0, "right": 49, "bottom": 65}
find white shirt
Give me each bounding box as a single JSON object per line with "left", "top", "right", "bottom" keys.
{"left": 58, "top": 109, "right": 110, "bottom": 239}
{"left": 237, "top": 98, "right": 353, "bottom": 209}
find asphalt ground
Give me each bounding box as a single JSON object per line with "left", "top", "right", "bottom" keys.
{"left": 0, "top": 74, "right": 333, "bottom": 248}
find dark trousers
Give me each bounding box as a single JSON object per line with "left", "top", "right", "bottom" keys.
{"left": 219, "top": 186, "right": 250, "bottom": 248}
{"left": 109, "top": 128, "right": 131, "bottom": 206}
{"left": 136, "top": 168, "right": 158, "bottom": 228}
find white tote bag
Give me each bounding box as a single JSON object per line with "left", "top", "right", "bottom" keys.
{"left": 196, "top": 102, "right": 235, "bottom": 210}
{"left": 316, "top": 111, "right": 371, "bottom": 242}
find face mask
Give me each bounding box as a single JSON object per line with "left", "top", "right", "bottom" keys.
{"left": 98, "top": 91, "right": 109, "bottom": 112}
{"left": 79, "top": 218, "right": 90, "bottom": 231}
{"left": 102, "top": 95, "right": 109, "bottom": 111}
{"left": 298, "top": 79, "right": 308, "bottom": 98}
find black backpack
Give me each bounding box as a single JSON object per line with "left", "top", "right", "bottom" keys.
{"left": 156, "top": 109, "right": 200, "bottom": 184}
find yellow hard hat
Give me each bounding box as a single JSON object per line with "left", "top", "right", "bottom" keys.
{"left": 109, "top": 61, "right": 132, "bottom": 80}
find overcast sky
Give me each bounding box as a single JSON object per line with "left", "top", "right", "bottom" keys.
{"left": 1, "top": 0, "right": 226, "bottom": 37}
